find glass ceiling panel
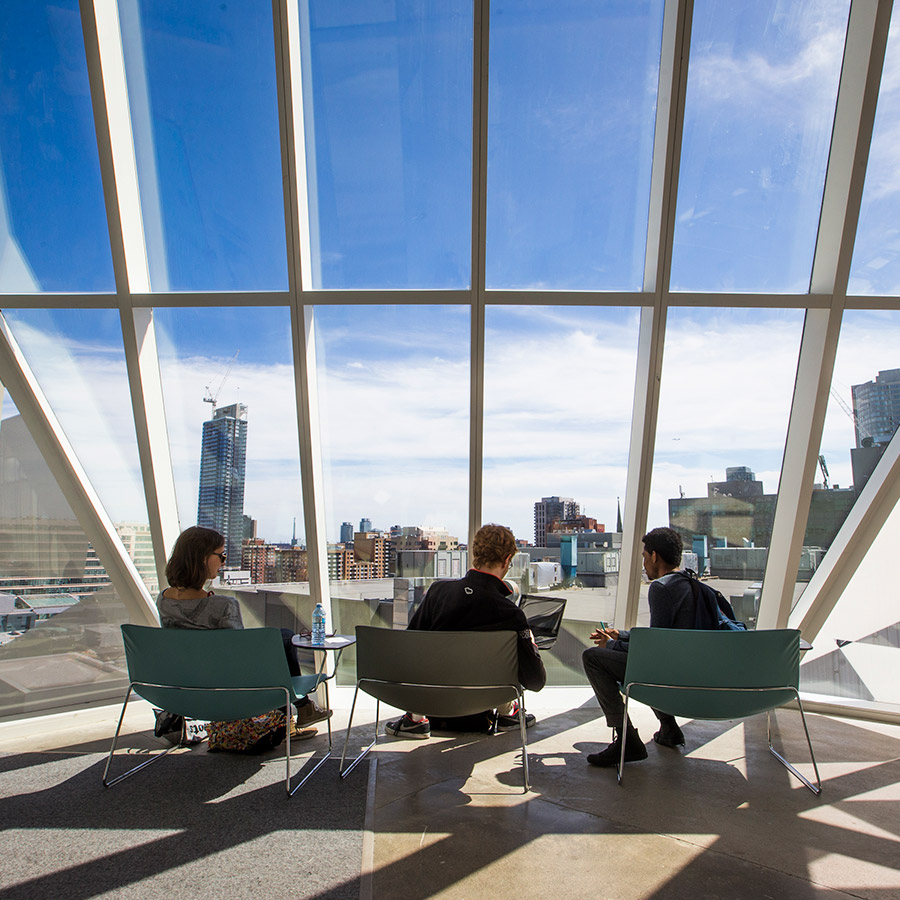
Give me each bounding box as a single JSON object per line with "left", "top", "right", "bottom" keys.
{"left": 670, "top": 0, "right": 849, "bottom": 293}
{"left": 849, "top": 5, "right": 900, "bottom": 296}
{"left": 486, "top": 0, "right": 664, "bottom": 291}
{"left": 299, "top": 0, "right": 473, "bottom": 290}
{"left": 0, "top": 0, "right": 114, "bottom": 293}
{"left": 119, "top": 0, "right": 287, "bottom": 292}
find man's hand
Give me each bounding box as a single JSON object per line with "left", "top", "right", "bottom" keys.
{"left": 589, "top": 627, "right": 619, "bottom": 647}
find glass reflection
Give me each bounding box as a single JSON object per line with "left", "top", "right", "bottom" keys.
{"left": 671, "top": 0, "right": 849, "bottom": 293}
{"left": 3, "top": 309, "right": 157, "bottom": 593}
{"left": 648, "top": 308, "right": 804, "bottom": 627}
{"left": 483, "top": 306, "right": 640, "bottom": 683}
{"left": 0, "top": 390, "right": 129, "bottom": 717}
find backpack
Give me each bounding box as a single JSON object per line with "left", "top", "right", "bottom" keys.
{"left": 679, "top": 569, "right": 747, "bottom": 631}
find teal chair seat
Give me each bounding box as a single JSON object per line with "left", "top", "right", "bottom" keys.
{"left": 621, "top": 627, "right": 820, "bottom": 794}
{"left": 104, "top": 624, "right": 330, "bottom": 795}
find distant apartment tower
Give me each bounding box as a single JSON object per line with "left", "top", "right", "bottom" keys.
{"left": 359, "top": 517, "right": 373, "bottom": 533}
{"left": 340, "top": 521, "right": 354, "bottom": 544}
{"left": 197, "top": 402, "right": 248, "bottom": 563}
{"left": 242, "top": 539, "right": 308, "bottom": 585}
{"left": 851, "top": 368, "right": 900, "bottom": 446}
{"left": 534, "top": 496, "right": 579, "bottom": 547}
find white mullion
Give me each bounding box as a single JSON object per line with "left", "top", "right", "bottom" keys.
{"left": 0, "top": 313, "right": 157, "bottom": 625}
{"left": 759, "top": 0, "right": 892, "bottom": 630}
{"left": 469, "top": 0, "right": 489, "bottom": 543}
{"left": 82, "top": 0, "right": 180, "bottom": 592}
{"left": 616, "top": 0, "right": 692, "bottom": 628}
{"left": 274, "top": 0, "right": 332, "bottom": 630}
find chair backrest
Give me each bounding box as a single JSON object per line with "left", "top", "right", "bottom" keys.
{"left": 354, "top": 625, "right": 520, "bottom": 717}
{"left": 121, "top": 624, "right": 293, "bottom": 721}
{"left": 623, "top": 627, "right": 801, "bottom": 719}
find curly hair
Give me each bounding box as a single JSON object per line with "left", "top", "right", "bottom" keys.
{"left": 641, "top": 526, "right": 683, "bottom": 568}
{"left": 165, "top": 526, "right": 225, "bottom": 590}
{"left": 471, "top": 523, "right": 517, "bottom": 570}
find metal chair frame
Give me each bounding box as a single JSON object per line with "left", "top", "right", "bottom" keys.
{"left": 103, "top": 626, "right": 331, "bottom": 796}
{"left": 620, "top": 682, "right": 821, "bottom": 793}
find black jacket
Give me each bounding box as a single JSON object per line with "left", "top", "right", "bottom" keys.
{"left": 408, "top": 569, "right": 547, "bottom": 692}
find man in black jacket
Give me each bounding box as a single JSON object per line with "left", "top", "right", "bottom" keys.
{"left": 581, "top": 527, "right": 694, "bottom": 767}
{"left": 385, "top": 524, "right": 547, "bottom": 738}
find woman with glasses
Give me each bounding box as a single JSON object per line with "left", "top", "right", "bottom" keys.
{"left": 156, "top": 525, "right": 330, "bottom": 746}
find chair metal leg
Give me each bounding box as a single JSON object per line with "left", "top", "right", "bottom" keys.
{"left": 340, "top": 688, "right": 378, "bottom": 780}
{"left": 617, "top": 692, "right": 630, "bottom": 785}
{"left": 517, "top": 690, "right": 530, "bottom": 792}
{"left": 103, "top": 685, "right": 182, "bottom": 788}
{"left": 766, "top": 702, "right": 821, "bottom": 795}
{"left": 287, "top": 682, "right": 333, "bottom": 796}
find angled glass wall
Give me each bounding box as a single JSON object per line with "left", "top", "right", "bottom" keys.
{"left": 486, "top": 0, "right": 664, "bottom": 290}
{"left": 0, "top": 389, "right": 129, "bottom": 718}
{"left": 3, "top": 309, "right": 158, "bottom": 593}
{"left": 299, "top": 1, "right": 473, "bottom": 290}
{"left": 670, "top": 0, "right": 849, "bottom": 293}
{"left": 0, "top": 0, "right": 114, "bottom": 293}
{"left": 648, "top": 308, "right": 804, "bottom": 626}
{"left": 482, "top": 305, "right": 640, "bottom": 684}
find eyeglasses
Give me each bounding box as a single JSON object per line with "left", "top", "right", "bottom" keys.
{"left": 212, "top": 552, "right": 227, "bottom": 562}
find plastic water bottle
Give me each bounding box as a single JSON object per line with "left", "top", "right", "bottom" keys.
{"left": 312, "top": 602, "right": 326, "bottom": 645}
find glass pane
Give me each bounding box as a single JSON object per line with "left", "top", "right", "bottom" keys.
{"left": 315, "top": 305, "right": 469, "bottom": 681}
{"left": 798, "top": 484, "right": 900, "bottom": 707}
{"left": 487, "top": 0, "right": 664, "bottom": 290}
{"left": 3, "top": 309, "right": 158, "bottom": 594}
{"left": 483, "top": 306, "right": 640, "bottom": 684}
{"left": 791, "top": 310, "right": 900, "bottom": 609}
{"left": 300, "top": 1, "right": 473, "bottom": 289}
{"left": 154, "top": 307, "right": 303, "bottom": 582}
{"left": 849, "top": 6, "right": 900, "bottom": 295}
{"left": 120, "top": 1, "right": 287, "bottom": 291}
{"left": 649, "top": 308, "right": 804, "bottom": 626}
{"left": 0, "top": 0, "right": 114, "bottom": 293}
{"left": 670, "top": 0, "right": 849, "bottom": 293}
{"left": 0, "top": 390, "right": 129, "bottom": 719}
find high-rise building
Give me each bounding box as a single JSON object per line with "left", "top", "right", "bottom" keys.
{"left": 340, "top": 521, "right": 354, "bottom": 544}
{"left": 533, "top": 496, "right": 579, "bottom": 547}
{"left": 851, "top": 368, "right": 900, "bottom": 447}
{"left": 197, "top": 402, "right": 248, "bottom": 563}
{"left": 359, "top": 517, "right": 372, "bottom": 533}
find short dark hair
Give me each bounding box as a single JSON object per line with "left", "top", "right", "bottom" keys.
{"left": 641, "top": 527, "right": 683, "bottom": 567}
{"left": 165, "top": 526, "right": 225, "bottom": 590}
{"left": 471, "top": 524, "right": 516, "bottom": 569}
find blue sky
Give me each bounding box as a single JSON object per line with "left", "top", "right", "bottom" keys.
{"left": 2, "top": 0, "right": 900, "bottom": 549}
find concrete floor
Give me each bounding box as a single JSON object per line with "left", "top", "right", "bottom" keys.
{"left": 2, "top": 688, "right": 900, "bottom": 900}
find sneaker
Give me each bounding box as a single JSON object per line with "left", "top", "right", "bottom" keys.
{"left": 295, "top": 699, "right": 333, "bottom": 727}
{"left": 385, "top": 713, "right": 431, "bottom": 739}
{"left": 289, "top": 719, "right": 318, "bottom": 742}
{"left": 653, "top": 719, "right": 685, "bottom": 748}
{"left": 586, "top": 727, "right": 648, "bottom": 767}
{"left": 496, "top": 701, "right": 536, "bottom": 730}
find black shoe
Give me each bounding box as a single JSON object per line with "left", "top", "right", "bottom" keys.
{"left": 496, "top": 701, "right": 536, "bottom": 730}
{"left": 653, "top": 720, "right": 685, "bottom": 748}
{"left": 587, "top": 728, "right": 648, "bottom": 767}
{"left": 385, "top": 713, "right": 431, "bottom": 739}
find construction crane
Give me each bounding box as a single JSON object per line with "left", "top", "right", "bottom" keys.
{"left": 818, "top": 454, "right": 830, "bottom": 490}
{"left": 203, "top": 350, "right": 239, "bottom": 414}
{"left": 829, "top": 387, "right": 867, "bottom": 442}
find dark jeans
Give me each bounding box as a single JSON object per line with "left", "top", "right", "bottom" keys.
{"left": 582, "top": 645, "right": 675, "bottom": 732}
